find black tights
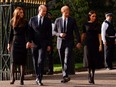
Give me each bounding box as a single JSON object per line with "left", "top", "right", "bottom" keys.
{"left": 88, "top": 68, "right": 95, "bottom": 84}
{"left": 10, "top": 63, "right": 25, "bottom": 82}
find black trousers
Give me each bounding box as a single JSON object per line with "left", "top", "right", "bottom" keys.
{"left": 104, "top": 38, "right": 115, "bottom": 69}
{"left": 31, "top": 46, "right": 47, "bottom": 82}
{"left": 47, "top": 47, "right": 53, "bottom": 73}
{"left": 58, "top": 45, "right": 73, "bottom": 78}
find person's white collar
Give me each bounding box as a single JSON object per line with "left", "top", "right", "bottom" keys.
{"left": 38, "top": 15, "right": 42, "bottom": 18}
{"left": 106, "top": 18, "right": 111, "bottom": 22}
{"left": 62, "top": 16, "right": 68, "bottom": 21}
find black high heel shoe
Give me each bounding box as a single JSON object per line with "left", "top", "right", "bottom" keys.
{"left": 88, "top": 76, "right": 92, "bottom": 83}
{"left": 88, "top": 74, "right": 92, "bottom": 83}
{"left": 89, "top": 76, "right": 95, "bottom": 84}
{"left": 20, "top": 80, "right": 24, "bottom": 85}
{"left": 20, "top": 76, "right": 24, "bottom": 85}
{"left": 91, "top": 76, "right": 95, "bottom": 84}
{"left": 10, "top": 79, "right": 15, "bottom": 84}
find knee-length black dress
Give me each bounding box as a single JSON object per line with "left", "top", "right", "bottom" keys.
{"left": 8, "top": 20, "right": 28, "bottom": 65}
{"left": 82, "top": 22, "right": 104, "bottom": 69}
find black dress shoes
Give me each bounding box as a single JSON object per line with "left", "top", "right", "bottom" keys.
{"left": 38, "top": 82, "right": 43, "bottom": 86}
{"left": 36, "top": 81, "right": 43, "bottom": 86}
{"left": 10, "top": 79, "right": 15, "bottom": 84}
{"left": 36, "top": 79, "right": 43, "bottom": 86}
{"left": 61, "top": 77, "right": 70, "bottom": 83}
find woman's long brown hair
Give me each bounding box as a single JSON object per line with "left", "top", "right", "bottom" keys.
{"left": 11, "top": 7, "right": 24, "bottom": 29}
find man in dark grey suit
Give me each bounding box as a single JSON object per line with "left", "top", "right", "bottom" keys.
{"left": 27, "top": 5, "right": 52, "bottom": 85}
{"left": 54, "top": 5, "right": 81, "bottom": 83}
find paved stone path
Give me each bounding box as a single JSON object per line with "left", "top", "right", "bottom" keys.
{"left": 0, "top": 68, "right": 116, "bottom": 87}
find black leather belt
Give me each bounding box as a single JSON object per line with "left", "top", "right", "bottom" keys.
{"left": 106, "top": 35, "right": 116, "bottom": 38}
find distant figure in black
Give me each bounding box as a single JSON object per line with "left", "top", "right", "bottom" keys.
{"left": 101, "top": 12, "right": 116, "bottom": 70}
{"left": 46, "top": 12, "right": 54, "bottom": 75}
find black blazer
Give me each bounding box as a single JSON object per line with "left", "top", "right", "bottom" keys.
{"left": 28, "top": 16, "right": 52, "bottom": 47}
{"left": 54, "top": 17, "right": 81, "bottom": 49}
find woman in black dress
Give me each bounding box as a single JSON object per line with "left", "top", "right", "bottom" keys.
{"left": 81, "top": 11, "right": 103, "bottom": 84}
{"left": 7, "top": 7, "right": 29, "bottom": 85}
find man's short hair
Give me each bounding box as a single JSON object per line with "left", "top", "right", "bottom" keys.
{"left": 105, "top": 12, "right": 112, "bottom": 17}
{"left": 38, "top": 5, "right": 46, "bottom": 12}
{"left": 61, "top": 5, "right": 69, "bottom": 13}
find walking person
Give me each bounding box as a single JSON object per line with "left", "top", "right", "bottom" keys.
{"left": 27, "top": 5, "right": 52, "bottom": 86}
{"left": 7, "top": 7, "right": 29, "bottom": 85}
{"left": 54, "top": 5, "right": 81, "bottom": 83}
{"left": 46, "top": 43, "right": 54, "bottom": 75}
{"left": 101, "top": 12, "right": 116, "bottom": 70}
{"left": 81, "top": 10, "right": 103, "bottom": 84}
{"left": 46, "top": 13, "right": 54, "bottom": 75}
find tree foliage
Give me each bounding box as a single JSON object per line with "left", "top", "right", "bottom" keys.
{"left": 47, "top": 0, "right": 116, "bottom": 63}
{"left": 47, "top": 0, "right": 89, "bottom": 63}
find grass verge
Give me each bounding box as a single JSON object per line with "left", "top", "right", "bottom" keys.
{"left": 54, "top": 63, "right": 83, "bottom": 72}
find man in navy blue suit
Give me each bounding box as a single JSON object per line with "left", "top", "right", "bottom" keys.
{"left": 27, "top": 5, "right": 52, "bottom": 85}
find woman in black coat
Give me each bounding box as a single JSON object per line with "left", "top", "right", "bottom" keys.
{"left": 81, "top": 10, "right": 103, "bottom": 84}
{"left": 7, "top": 7, "right": 30, "bottom": 85}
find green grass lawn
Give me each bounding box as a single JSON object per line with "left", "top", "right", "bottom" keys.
{"left": 54, "top": 63, "right": 83, "bottom": 72}
{"left": 53, "top": 62, "right": 116, "bottom": 72}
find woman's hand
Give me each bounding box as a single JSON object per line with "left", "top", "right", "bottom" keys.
{"left": 76, "top": 43, "right": 82, "bottom": 49}
{"left": 7, "top": 44, "right": 11, "bottom": 52}
{"left": 47, "top": 46, "right": 51, "bottom": 52}
{"left": 99, "top": 45, "right": 102, "bottom": 52}
{"left": 26, "top": 42, "right": 32, "bottom": 48}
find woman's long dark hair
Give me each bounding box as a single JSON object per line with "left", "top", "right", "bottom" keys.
{"left": 88, "top": 10, "right": 98, "bottom": 23}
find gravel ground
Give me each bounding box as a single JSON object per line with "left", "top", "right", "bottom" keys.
{"left": 0, "top": 68, "right": 116, "bottom": 87}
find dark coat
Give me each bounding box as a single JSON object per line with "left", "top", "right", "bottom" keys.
{"left": 28, "top": 16, "right": 52, "bottom": 48}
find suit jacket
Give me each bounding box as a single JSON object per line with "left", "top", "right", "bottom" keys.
{"left": 54, "top": 16, "right": 81, "bottom": 49}
{"left": 28, "top": 15, "right": 52, "bottom": 48}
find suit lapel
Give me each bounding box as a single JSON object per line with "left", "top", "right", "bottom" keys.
{"left": 42, "top": 17, "right": 45, "bottom": 27}
{"left": 35, "top": 16, "right": 39, "bottom": 27}
{"left": 60, "top": 17, "right": 64, "bottom": 33}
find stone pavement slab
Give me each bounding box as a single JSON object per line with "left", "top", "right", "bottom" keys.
{"left": 0, "top": 69, "right": 116, "bottom": 87}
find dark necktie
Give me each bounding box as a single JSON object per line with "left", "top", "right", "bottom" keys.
{"left": 63, "top": 19, "right": 66, "bottom": 33}
{"left": 39, "top": 16, "right": 42, "bottom": 28}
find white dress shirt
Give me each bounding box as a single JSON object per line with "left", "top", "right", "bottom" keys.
{"left": 101, "top": 21, "right": 108, "bottom": 44}
{"left": 38, "top": 15, "right": 44, "bottom": 25}
{"left": 101, "top": 20, "right": 116, "bottom": 44}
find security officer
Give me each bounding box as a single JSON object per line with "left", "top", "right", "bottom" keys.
{"left": 101, "top": 12, "right": 116, "bottom": 70}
